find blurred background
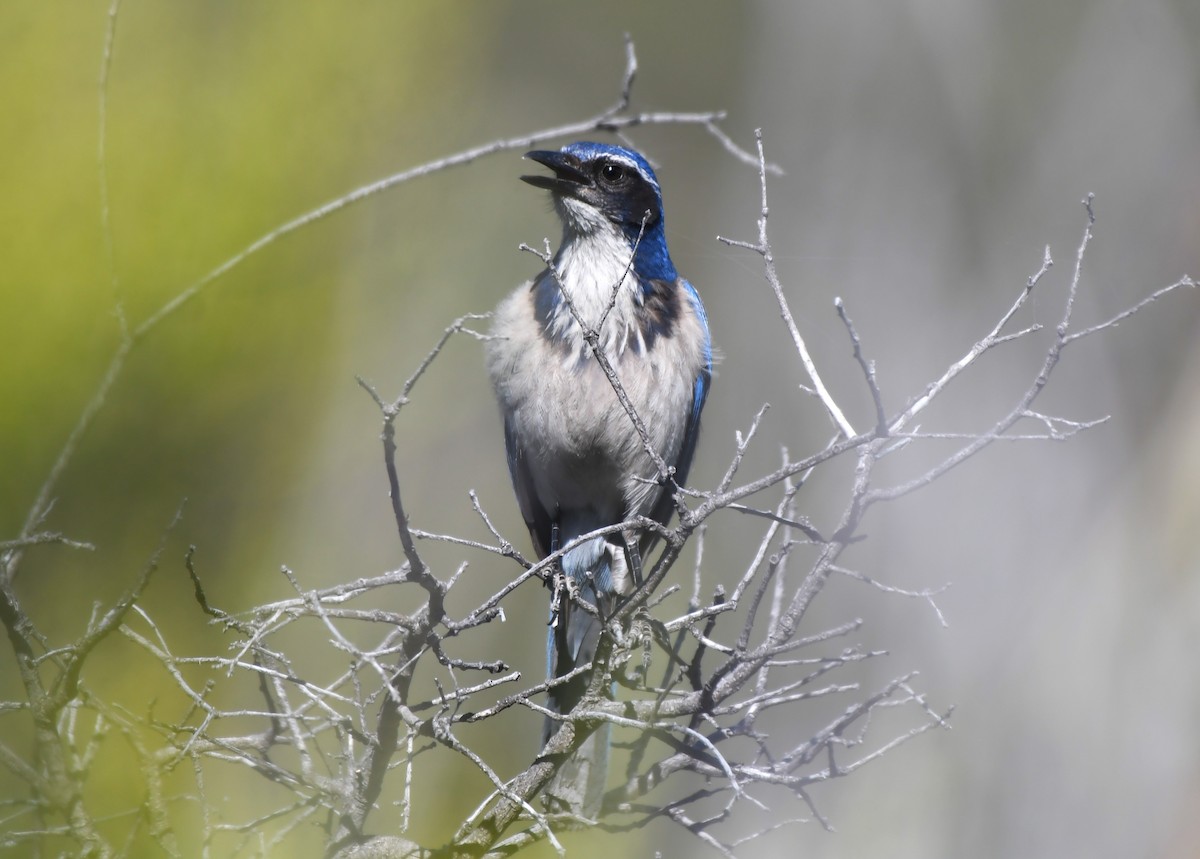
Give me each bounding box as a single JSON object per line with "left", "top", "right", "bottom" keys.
{"left": 2, "top": 2, "right": 1198, "bottom": 857}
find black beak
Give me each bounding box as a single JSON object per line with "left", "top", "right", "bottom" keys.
{"left": 521, "top": 150, "right": 591, "bottom": 193}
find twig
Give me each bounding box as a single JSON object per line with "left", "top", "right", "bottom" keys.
{"left": 717, "top": 130, "right": 856, "bottom": 438}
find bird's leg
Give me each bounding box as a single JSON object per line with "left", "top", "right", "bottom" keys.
{"left": 621, "top": 532, "right": 644, "bottom": 589}
{"left": 547, "top": 522, "right": 582, "bottom": 675}
{"left": 549, "top": 522, "right": 565, "bottom": 633}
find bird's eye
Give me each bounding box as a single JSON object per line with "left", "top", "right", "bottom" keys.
{"left": 599, "top": 162, "right": 626, "bottom": 184}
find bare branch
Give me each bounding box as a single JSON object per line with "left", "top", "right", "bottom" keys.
{"left": 717, "top": 130, "right": 856, "bottom": 438}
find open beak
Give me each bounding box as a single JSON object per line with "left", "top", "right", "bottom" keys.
{"left": 521, "top": 150, "right": 591, "bottom": 193}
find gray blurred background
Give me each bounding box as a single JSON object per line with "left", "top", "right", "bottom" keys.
{"left": 2, "top": 2, "right": 1198, "bottom": 856}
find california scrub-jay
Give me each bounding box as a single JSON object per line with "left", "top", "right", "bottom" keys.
{"left": 486, "top": 141, "right": 711, "bottom": 812}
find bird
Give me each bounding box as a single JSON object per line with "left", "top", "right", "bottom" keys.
{"left": 485, "top": 141, "right": 712, "bottom": 814}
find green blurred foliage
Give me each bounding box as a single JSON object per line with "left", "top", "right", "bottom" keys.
{"left": 0, "top": 3, "right": 500, "bottom": 853}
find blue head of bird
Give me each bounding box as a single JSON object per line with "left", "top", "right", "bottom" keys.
{"left": 521, "top": 141, "right": 678, "bottom": 284}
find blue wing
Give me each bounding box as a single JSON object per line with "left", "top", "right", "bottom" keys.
{"left": 648, "top": 278, "right": 711, "bottom": 528}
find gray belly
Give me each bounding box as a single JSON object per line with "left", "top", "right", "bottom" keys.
{"left": 487, "top": 282, "right": 699, "bottom": 522}
{"left": 517, "top": 358, "right": 666, "bottom": 519}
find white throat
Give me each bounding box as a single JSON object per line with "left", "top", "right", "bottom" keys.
{"left": 543, "top": 218, "right": 646, "bottom": 359}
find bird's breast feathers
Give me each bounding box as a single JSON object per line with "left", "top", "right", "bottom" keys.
{"left": 487, "top": 270, "right": 708, "bottom": 515}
